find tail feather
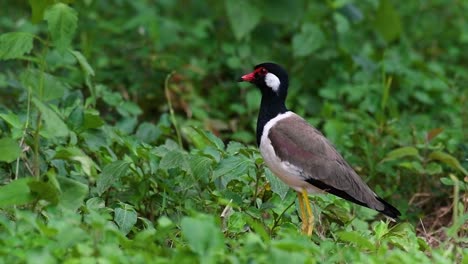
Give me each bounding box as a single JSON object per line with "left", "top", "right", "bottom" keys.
{"left": 376, "top": 196, "right": 401, "bottom": 219}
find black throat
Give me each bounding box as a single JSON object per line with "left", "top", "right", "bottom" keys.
{"left": 256, "top": 93, "right": 288, "bottom": 146}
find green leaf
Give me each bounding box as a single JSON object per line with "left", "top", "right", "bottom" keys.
{"left": 21, "top": 69, "right": 69, "bottom": 101}
{"left": 0, "top": 178, "right": 35, "bottom": 208}
{"left": 184, "top": 126, "right": 225, "bottom": 150}
{"left": 83, "top": 110, "right": 104, "bottom": 130}
{"left": 96, "top": 161, "right": 131, "bottom": 196}
{"left": 57, "top": 176, "right": 88, "bottom": 211}
{"left": 159, "top": 150, "right": 190, "bottom": 171}
{"left": 28, "top": 0, "right": 55, "bottom": 23}
{"left": 373, "top": 0, "right": 402, "bottom": 42}
{"left": 181, "top": 215, "right": 224, "bottom": 260}
{"left": 32, "top": 98, "right": 69, "bottom": 138}
{"left": 225, "top": 0, "right": 261, "bottom": 40}
{"left": 429, "top": 151, "right": 468, "bottom": 175}
{"left": 264, "top": 168, "right": 289, "bottom": 200}
{"left": 28, "top": 180, "right": 60, "bottom": 205}
{"left": 44, "top": 3, "right": 78, "bottom": 52}
{"left": 0, "top": 32, "right": 34, "bottom": 60}
{"left": 188, "top": 155, "right": 213, "bottom": 183}
{"left": 0, "top": 137, "right": 21, "bottom": 163}
{"left": 55, "top": 146, "right": 97, "bottom": 176}
{"left": 69, "top": 50, "right": 95, "bottom": 77}
{"left": 292, "top": 23, "right": 325, "bottom": 57}
{"left": 381, "top": 146, "right": 420, "bottom": 163}
{"left": 114, "top": 206, "right": 137, "bottom": 235}
{"left": 0, "top": 112, "right": 23, "bottom": 129}
{"left": 213, "top": 155, "right": 254, "bottom": 187}
{"left": 337, "top": 231, "right": 375, "bottom": 250}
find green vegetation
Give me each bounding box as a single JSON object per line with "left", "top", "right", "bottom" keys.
{"left": 0, "top": 1, "right": 467, "bottom": 263}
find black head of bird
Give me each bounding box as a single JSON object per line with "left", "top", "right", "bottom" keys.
{"left": 239, "top": 62, "right": 401, "bottom": 236}
{"left": 239, "top": 62, "right": 289, "bottom": 99}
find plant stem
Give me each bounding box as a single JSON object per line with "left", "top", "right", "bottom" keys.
{"left": 164, "top": 71, "right": 182, "bottom": 148}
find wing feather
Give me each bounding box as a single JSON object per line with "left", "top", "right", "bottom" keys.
{"left": 268, "top": 113, "right": 384, "bottom": 211}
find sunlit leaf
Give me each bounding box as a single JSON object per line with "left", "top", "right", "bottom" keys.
{"left": 33, "top": 98, "right": 69, "bottom": 138}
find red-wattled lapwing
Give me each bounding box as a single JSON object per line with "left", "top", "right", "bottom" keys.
{"left": 239, "top": 62, "right": 401, "bottom": 236}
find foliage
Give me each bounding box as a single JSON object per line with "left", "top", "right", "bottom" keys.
{"left": 0, "top": 0, "right": 467, "bottom": 263}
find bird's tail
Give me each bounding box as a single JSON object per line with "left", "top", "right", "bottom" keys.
{"left": 376, "top": 196, "right": 401, "bottom": 220}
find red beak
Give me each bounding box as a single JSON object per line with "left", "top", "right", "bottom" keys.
{"left": 238, "top": 72, "right": 256, "bottom": 82}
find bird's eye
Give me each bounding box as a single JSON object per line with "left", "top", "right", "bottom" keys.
{"left": 260, "top": 68, "right": 267, "bottom": 75}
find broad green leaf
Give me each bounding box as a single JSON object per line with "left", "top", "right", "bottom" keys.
{"left": 28, "top": 0, "right": 54, "bottom": 23}
{"left": 55, "top": 146, "right": 97, "bottom": 176}
{"left": 114, "top": 206, "right": 137, "bottom": 235}
{"left": 0, "top": 178, "right": 34, "bottom": 208}
{"left": 21, "top": 69, "right": 69, "bottom": 101}
{"left": 83, "top": 110, "right": 104, "bottom": 130}
{"left": 292, "top": 23, "right": 325, "bottom": 57}
{"left": 381, "top": 146, "right": 420, "bottom": 163}
{"left": 96, "top": 161, "right": 131, "bottom": 196}
{"left": 226, "top": 141, "right": 245, "bottom": 155}
{"left": 181, "top": 215, "right": 224, "bottom": 260}
{"left": 28, "top": 180, "right": 60, "bottom": 205}
{"left": 0, "top": 137, "right": 21, "bottom": 163}
{"left": 136, "top": 122, "right": 161, "bottom": 143}
{"left": 44, "top": 3, "right": 78, "bottom": 52}
{"left": 264, "top": 168, "right": 289, "bottom": 200}
{"left": 159, "top": 149, "right": 190, "bottom": 171}
{"left": 225, "top": 0, "right": 261, "bottom": 40}
{"left": 429, "top": 151, "right": 468, "bottom": 175}
{"left": 373, "top": 0, "right": 402, "bottom": 42}
{"left": 0, "top": 112, "right": 23, "bottom": 129}
{"left": 184, "top": 126, "right": 225, "bottom": 150}
{"left": 0, "top": 32, "right": 34, "bottom": 60}
{"left": 33, "top": 98, "right": 69, "bottom": 138}
{"left": 69, "top": 50, "right": 95, "bottom": 77}
{"left": 58, "top": 176, "right": 89, "bottom": 211}
{"left": 213, "top": 155, "right": 254, "bottom": 187}
{"left": 188, "top": 155, "right": 213, "bottom": 183}
{"left": 337, "top": 231, "right": 375, "bottom": 250}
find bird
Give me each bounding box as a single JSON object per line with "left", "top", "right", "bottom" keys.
{"left": 238, "top": 62, "right": 401, "bottom": 236}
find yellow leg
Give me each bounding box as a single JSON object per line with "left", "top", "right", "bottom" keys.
{"left": 297, "top": 191, "right": 307, "bottom": 233}
{"left": 301, "top": 188, "right": 314, "bottom": 236}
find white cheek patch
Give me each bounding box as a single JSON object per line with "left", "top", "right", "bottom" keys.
{"left": 265, "top": 73, "right": 281, "bottom": 92}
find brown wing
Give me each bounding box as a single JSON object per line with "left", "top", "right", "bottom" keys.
{"left": 268, "top": 113, "right": 400, "bottom": 217}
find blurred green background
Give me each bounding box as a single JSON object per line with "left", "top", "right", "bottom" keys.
{"left": 0, "top": 0, "right": 467, "bottom": 262}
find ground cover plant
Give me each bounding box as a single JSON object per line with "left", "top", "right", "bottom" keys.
{"left": 0, "top": 0, "right": 466, "bottom": 263}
